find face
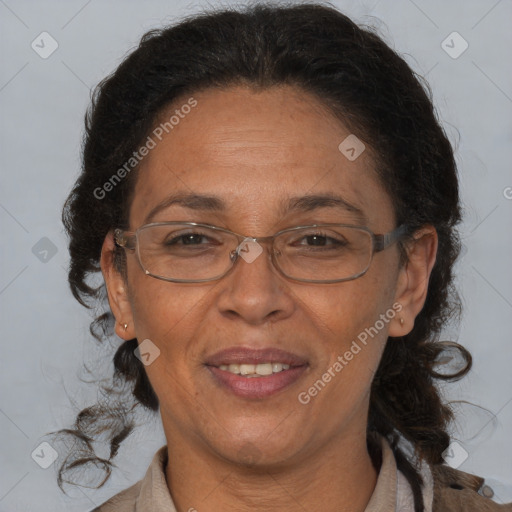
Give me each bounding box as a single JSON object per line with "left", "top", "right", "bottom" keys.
{"left": 102, "top": 85, "right": 436, "bottom": 469}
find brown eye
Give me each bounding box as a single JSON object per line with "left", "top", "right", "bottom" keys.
{"left": 164, "top": 233, "right": 210, "bottom": 246}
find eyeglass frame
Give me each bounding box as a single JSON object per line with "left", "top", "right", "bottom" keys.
{"left": 114, "top": 221, "right": 409, "bottom": 284}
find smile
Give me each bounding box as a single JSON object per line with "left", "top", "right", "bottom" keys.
{"left": 216, "top": 362, "right": 291, "bottom": 377}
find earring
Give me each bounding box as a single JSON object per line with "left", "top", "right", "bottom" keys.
{"left": 123, "top": 323, "right": 128, "bottom": 331}
{"left": 399, "top": 317, "right": 404, "bottom": 326}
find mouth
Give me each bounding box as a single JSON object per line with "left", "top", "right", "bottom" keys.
{"left": 204, "top": 347, "right": 308, "bottom": 399}
{"left": 216, "top": 362, "right": 291, "bottom": 377}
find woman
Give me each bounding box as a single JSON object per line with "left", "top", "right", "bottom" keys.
{"left": 56, "top": 3, "right": 511, "bottom": 511}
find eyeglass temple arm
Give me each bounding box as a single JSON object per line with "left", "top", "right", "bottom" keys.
{"left": 374, "top": 224, "right": 408, "bottom": 252}
{"left": 114, "top": 229, "right": 136, "bottom": 250}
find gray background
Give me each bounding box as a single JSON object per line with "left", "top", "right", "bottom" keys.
{"left": 0, "top": 0, "right": 511, "bottom": 510}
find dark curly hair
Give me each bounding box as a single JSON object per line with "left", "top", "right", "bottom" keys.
{"left": 51, "top": 3, "right": 471, "bottom": 511}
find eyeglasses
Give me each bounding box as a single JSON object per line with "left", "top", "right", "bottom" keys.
{"left": 114, "top": 221, "right": 408, "bottom": 284}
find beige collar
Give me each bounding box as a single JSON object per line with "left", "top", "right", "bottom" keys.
{"left": 97, "top": 436, "right": 433, "bottom": 512}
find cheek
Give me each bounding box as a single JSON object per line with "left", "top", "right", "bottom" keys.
{"left": 303, "top": 271, "right": 397, "bottom": 387}
{"left": 311, "top": 273, "right": 395, "bottom": 343}
{"left": 125, "top": 256, "right": 207, "bottom": 353}
{"left": 296, "top": 279, "right": 394, "bottom": 431}
{"left": 126, "top": 279, "right": 209, "bottom": 407}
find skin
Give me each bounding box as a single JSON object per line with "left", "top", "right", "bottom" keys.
{"left": 101, "top": 85, "right": 437, "bottom": 512}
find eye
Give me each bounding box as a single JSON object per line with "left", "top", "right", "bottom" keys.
{"left": 292, "top": 231, "right": 348, "bottom": 249}
{"left": 164, "top": 232, "right": 213, "bottom": 246}
{"left": 298, "top": 234, "right": 346, "bottom": 247}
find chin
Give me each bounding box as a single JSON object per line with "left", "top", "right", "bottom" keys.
{"left": 208, "top": 428, "right": 307, "bottom": 470}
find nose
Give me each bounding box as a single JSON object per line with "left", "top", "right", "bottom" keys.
{"left": 216, "top": 239, "right": 295, "bottom": 325}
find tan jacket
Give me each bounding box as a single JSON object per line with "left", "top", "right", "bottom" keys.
{"left": 92, "top": 440, "right": 512, "bottom": 511}
{"left": 431, "top": 464, "right": 512, "bottom": 511}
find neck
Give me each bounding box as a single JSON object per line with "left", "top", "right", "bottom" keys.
{"left": 164, "top": 429, "right": 379, "bottom": 512}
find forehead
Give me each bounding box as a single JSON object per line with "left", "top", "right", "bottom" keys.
{"left": 129, "top": 85, "right": 395, "bottom": 231}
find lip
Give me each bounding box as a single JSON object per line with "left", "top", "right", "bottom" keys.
{"left": 204, "top": 347, "right": 309, "bottom": 399}
{"left": 204, "top": 347, "right": 308, "bottom": 367}
{"left": 207, "top": 365, "right": 308, "bottom": 399}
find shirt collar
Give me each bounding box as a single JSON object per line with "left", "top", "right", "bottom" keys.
{"left": 132, "top": 436, "right": 427, "bottom": 512}
{"left": 364, "top": 435, "right": 398, "bottom": 512}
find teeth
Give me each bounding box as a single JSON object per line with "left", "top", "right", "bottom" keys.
{"left": 217, "top": 362, "right": 292, "bottom": 376}
{"left": 256, "top": 363, "right": 273, "bottom": 376}
{"left": 240, "top": 364, "right": 256, "bottom": 375}
{"left": 228, "top": 364, "right": 240, "bottom": 374}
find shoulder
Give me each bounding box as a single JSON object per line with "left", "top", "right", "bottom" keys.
{"left": 431, "top": 464, "right": 512, "bottom": 511}
{"left": 88, "top": 445, "right": 169, "bottom": 512}
{"left": 89, "top": 480, "right": 141, "bottom": 512}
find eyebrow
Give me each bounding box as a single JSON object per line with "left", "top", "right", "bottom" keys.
{"left": 144, "top": 192, "right": 368, "bottom": 224}
{"left": 286, "top": 194, "right": 367, "bottom": 223}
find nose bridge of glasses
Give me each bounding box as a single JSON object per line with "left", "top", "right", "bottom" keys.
{"left": 230, "top": 233, "right": 278, "bottom": 264}
{"left": 234, "top": 232, "right": 275, "bottom": 246}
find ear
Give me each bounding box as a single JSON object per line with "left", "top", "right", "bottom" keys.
{"left": 100, "top": 231, "right": 136, "bottom": 340}
{"left": 388, "top": 225, "right": 438, "bottom": 337}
